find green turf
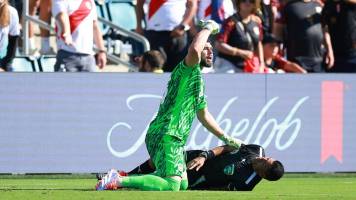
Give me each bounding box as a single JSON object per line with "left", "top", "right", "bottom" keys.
{"left": 0, "top": 174, "right": 355, "bottom": 199}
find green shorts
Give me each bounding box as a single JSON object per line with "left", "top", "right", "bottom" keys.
{"left": 145, "top": 134, "right": 186, "bottom": 178}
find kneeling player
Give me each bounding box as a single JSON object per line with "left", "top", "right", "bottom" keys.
{"left": 97, "top": 144, "right": 284, "bottom": 191}
{"left": 95, "top": 20, "right": 244, "bottom": 191}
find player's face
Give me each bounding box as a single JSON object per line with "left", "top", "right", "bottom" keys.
{"left": 252, "top": 157, "right": 276, "bottom": 178}
{"left": 201, "top": 43, "right": 213, "bottom": 68}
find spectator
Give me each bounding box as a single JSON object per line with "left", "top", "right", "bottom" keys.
{"left": 189, "top": 0, "right": 235, "bottom": 73}
{"left": 196, "top": 0, "right": 235, "bottom": 24}
{"left": 215, "top": 0, "right": 265, "bottom": 73}
{"left": 8, "top": 0, "right": 22, "bottom": 18}
{"left": 137, "top": 50, "right": 165, "bottom": 73}
{"left": 263, "top": 34, "right": 306, "bottom": 73}
{"left": 273, "top": 0, "right": 334, "bottom": 72}
{"left": 135, "top": 0, "right": 197, "bottom": 72}
{"left": 52, "top": 0, "right": 107, "bottom": 72}
{"left": 28, "top": 0, "right": 54, "bottom": 55}
{"left": 0, "top": 0, "right": 20, "bottom": 72}
{"left": 322, "top": 0, "right": 356, "bottom": 72}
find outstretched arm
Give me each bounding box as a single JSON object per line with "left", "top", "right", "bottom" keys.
{"left": 184, "top": 20, "right": 220, "bottom": 67}
{"left": 197, "top": 108, "right": 244, "bottom": 148}
{"left": 197, "top": 107, "right": 225, "bottom": 138}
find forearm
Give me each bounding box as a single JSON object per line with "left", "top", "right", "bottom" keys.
{"left": 56, "top": 12, "right": 71, "bottom": 36}
{"left": 93, "top": 21, "right": 105, "bottom": 50}
{"left": 198, "top": 108, "right": 244, "bottom": 148}
{"left": 210, "top": 145, "right": 236, "bottom": 156}
{"left": 185, "top": 29, "right": 212, "bottom": 66}
{"left": 257, "top": 42, "right": 265, "bottom": 66}
{"left": 0, "top": 35, "right": 18, "bottom": 69}
{"left": 181, "top": 0, "right": 197, "bottom": 26}
{"left": 196, "top": 145, "right": 234, "bottom": 162}
{"left": 216, "top": 42, "right": 243, "bottom": 57}
{"left": 135, "top": 0, "right": 145, "bottom": 29}
{"left": 284, "top": 62, "right": 307, "bottom": 73}
{"left": 323, "top": 27, "right": 333, "bottom": 56}
{"left": 197, "top": 108, "right": 225, "bottom": 138}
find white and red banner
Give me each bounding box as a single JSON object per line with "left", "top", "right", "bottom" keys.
{"left": 0, "top": 74, "right": 355, "bottom": 173}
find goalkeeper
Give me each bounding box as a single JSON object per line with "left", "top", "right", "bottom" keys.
{"left": 96, "top": 20, "right": 244, "bottom": 191}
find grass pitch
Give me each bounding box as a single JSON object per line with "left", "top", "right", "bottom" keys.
{"left": 0, "top": 173, "right": 355, "bottom": 200}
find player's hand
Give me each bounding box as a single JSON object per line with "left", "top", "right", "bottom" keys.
{"left": 198, "top": 20, "right": 220, "bottom": 35}
{"left": 325, "top": 50, "right": 334, "bottom": 70}
{"left": 96, "top": 51, "right": 107, "bottom": 69}
{"left": 170, "top": 26, "right": 185, "bottom": 38}
{"left": 187, "top": 156, "right": 206, "bottom": 171}
{"left": 135, "top": 26, "right": 144, "bottom": 36}
{"left": 62, "top": 33, "right": 73, "bottom": 46}
{"left": 239, "top": 50, "right": 254, "bottom": 60}
{"left": 219, "top": 134, "right": 244, "bottom": 149}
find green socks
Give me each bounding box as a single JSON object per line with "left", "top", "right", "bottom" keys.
{"left": 121, "top": 175, "right": 184, "bottom": 191}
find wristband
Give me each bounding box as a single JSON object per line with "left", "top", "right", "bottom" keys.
{"left": 219, "top": 134, "right": 244, "bottom": 149}
{"left": 199, "top": 150, "right": 215, "bottom": 160}
{"left": 199, "top": 151, "right": 208, "bottom": 159}
{"left": 206, "top": 150, "right": 215, "bottom": 160}
{"left": 98, "top": 49, "right": 107, "bottom": 54}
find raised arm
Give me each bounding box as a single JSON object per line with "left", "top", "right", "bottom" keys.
{"left": 184, "top": 20, "right": 220, "bottom": 67}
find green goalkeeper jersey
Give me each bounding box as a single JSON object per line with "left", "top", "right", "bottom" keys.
{"left": 146, "top": 61, "right": 207, "bottom": 144}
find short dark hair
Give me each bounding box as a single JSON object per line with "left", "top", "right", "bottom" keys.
{"left": 264, "top": 160, "right": 284, "bottom": 181}
{"left": 142, "top": 50, "right": 165, "bottom": 69}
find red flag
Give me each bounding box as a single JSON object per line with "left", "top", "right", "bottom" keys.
{"left": 321, "top": 81, "right": 343, "bottom": 164}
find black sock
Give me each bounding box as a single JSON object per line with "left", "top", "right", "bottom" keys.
{"left": 128, "top": 160, "right": 155, "bottom": 175}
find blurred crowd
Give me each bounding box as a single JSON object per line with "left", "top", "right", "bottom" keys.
{"left": 0, "top": 0, "right": 355, "bottom": 73}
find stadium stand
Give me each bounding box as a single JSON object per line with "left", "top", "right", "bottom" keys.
{"left": 105, "top": 0, "right": 137, "bottom": 31}
{"left": 12, "top": 0, "right": 149, "bottom": 72}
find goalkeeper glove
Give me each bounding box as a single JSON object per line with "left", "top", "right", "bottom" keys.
{"left": 198, "top": 20, "right": 220, "bottom": 35}
{"left": 219, "top": 134, "right": 244, "bottom": 149}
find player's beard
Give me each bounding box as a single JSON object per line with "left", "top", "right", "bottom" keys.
{"left": 200, "top": 58, "right": 212, "bottom": 68}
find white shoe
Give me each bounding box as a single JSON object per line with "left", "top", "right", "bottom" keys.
{"left": 95, "top": 169, "right": 123, "bottom": 190}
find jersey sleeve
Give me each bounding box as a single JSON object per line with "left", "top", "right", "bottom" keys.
{"left": 8, "top": 7, "right": 20, "bottom": 36}
{"left": 91, "top": 0, "right": 98, "bottom": 21}
{"left": 52, "top": 0, "right": 68, "bottom": 17}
